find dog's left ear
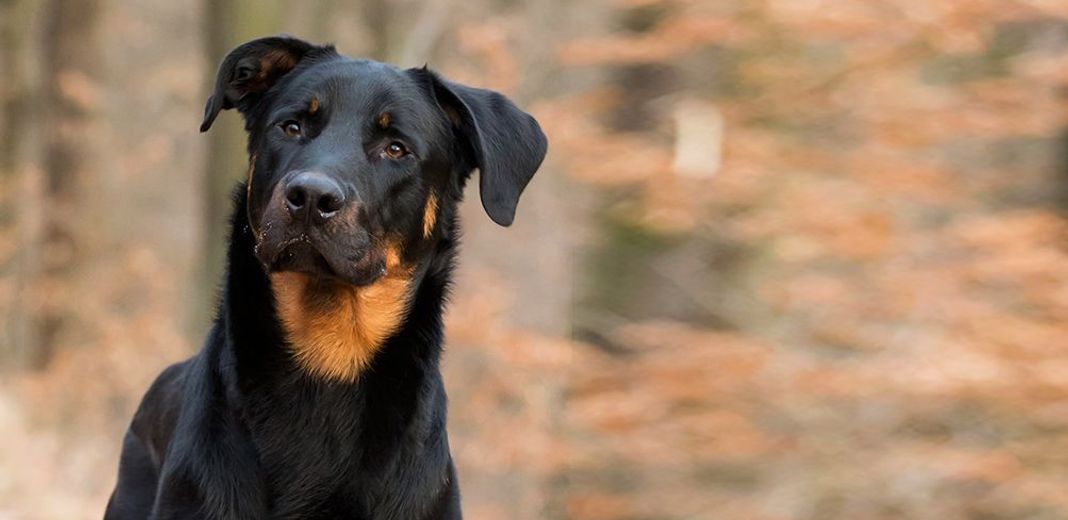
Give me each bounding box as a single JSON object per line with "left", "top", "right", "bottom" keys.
{"left": 201, "top": 36, "right": 328, "bottom": 132}
{"left": 422, "top": 70, "right": 548, "bottom": 227}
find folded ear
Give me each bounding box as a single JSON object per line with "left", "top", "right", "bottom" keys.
{"left": 425, "top": 71, "right": 548, "bottom": 227}
{"left": 200, "top": 36, "right": 328, "bottom": 132}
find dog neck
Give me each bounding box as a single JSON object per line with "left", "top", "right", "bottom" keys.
{"left": 220, "top": 187, "right": 453, "bottom": 386}
{"left": 268, "top": 270, "right": 411, "bottom": 382}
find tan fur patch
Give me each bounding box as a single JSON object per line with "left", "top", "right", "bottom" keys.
{"left": 270, "top": 245, "right": 412, "bottom": 382}
{"left": 246, "top": 153, "right": 259, "bottom": 235}
{"left": 377, "top": 112, "right": 391, "bottom": 128}
{"left": 422, "top": 192, "right": 438, "bottom": 239}
{"left": 247, "top": 153, "right": 258, "bottom": 182}
{"left": 441, "top": 104, "right": 463, "bottom": 128}
{"left": 308, "top": 97, "right": 320, "bottom": 114}
{"left": 252, "top": 50, "right": 300, "bottom": 93}
{"left": 261, "top": 49, "right": 299, "bottom": 75}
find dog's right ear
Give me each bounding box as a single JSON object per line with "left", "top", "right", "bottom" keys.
{"left": 200, "top": 36, "right": 327, "bottom": 132}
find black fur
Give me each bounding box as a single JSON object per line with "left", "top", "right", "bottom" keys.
{"left": 104, "top": 35, "right": 546, "bottom": 519}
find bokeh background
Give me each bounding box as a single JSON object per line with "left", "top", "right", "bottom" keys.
{"left": 3, "top": 0, "right": 1068, "bottom": 518}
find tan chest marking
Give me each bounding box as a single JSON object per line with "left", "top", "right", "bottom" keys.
{"left": 270, "top": 248, "right": 411, "bottom": 382}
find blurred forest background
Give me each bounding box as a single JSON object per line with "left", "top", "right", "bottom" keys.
{"left": 2, "top": 0, "right": 1068, "bottom": 518}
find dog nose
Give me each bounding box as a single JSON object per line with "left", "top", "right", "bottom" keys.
{"left": 284, "top": 171, "right": 345, "bottom": 224}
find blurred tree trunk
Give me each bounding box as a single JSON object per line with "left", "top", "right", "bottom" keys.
{"left": 443, "top": 1, "right": 576, "bottom": 518}
{"left": 286, "top": 0, "right": 335, "bottom": 42}
{"left": 394, "top": 0, "right": 450, "bottom": 66}
{"left": 360, "top": 0, "right": 391, "bottom": 61}
{"left": 360, "top": 0, "right": 450, "bottom": 66}
{"left": 0, "top": 0, "right": 41, "bottom": 371}
{"left": 192, "top": 0, "right": 284, "bottom": 335}
{"left": 30, "top": 0, "right": 102, "bottom": 368}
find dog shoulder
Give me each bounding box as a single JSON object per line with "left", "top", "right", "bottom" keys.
{"left": 128, "top": 358, "right": 192, "bottom": 464}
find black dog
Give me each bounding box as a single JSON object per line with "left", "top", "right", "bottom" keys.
{"left": 104, "top": 36, "right": 546, "bottom": 519}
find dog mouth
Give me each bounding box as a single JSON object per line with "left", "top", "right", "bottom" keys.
{"left": 270, "top": 240, "right": 333, "bottom": 275}
{"left": 258, "top": 235, "right": 386, "bottom": 286}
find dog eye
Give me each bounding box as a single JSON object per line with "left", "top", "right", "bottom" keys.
{"left": 383, "top": 141, "right": 409, "bottom": 159}
{"left": 280, "top": 120, "right": 302, "bottom": 138}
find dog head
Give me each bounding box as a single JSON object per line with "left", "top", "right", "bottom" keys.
{"left": 201, "top": 36, "right": 547, "bottom": 286}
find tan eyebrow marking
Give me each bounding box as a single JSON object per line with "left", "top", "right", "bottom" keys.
{"left": 377, "top": 112, "right": 391, "bottom": 128}
{"left": 308, "top": 97, "right": 320, "bottom": 114}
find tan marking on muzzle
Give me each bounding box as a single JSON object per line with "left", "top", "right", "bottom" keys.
{"left": 270, "top": 243, "right": 412, "bottom": 382}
